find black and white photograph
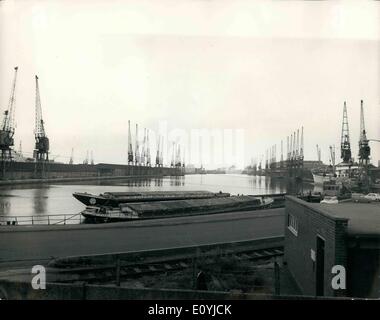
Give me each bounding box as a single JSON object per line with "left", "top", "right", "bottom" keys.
{"left": 0, "top": 0, "right": 379, "bottom": 310}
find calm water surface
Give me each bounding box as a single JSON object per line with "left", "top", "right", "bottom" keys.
{"left": 0, "top": 174, "right": 312, "bottom": 218}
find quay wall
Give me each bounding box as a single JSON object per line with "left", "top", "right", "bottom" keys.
{"left": 0, "top": 279, "right": 357, "bottom": 300}
{"left": 0, "top": 161, "right": 183, "bottom": 181}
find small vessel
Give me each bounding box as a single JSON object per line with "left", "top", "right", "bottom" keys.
{"left": 312, "top": 169, "right": 335, "bottom": 186}
{"left": 322, "top": 179, "right": 341, "bottom": 197}
{"left": 73, "top": 190, "right": 230, "bottom": 207}
{"left": 81, "top": 195, "right": 274, "bottom": 223}
{"left": 297, "top": 192, "right": 323, "bottom": 203}
{"left": 320, "top": 179, "right": 352, "bottom": 201}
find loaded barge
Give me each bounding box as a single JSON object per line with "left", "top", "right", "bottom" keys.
{"left": 73, "top": 190, "right": 230, "bottom": 207}
{"left": 80, "top": 195, "right": 274, "bottom": 223}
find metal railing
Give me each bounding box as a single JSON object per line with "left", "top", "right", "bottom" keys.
{"left": 0, "top": 212, "right": 84, "bottom": 226}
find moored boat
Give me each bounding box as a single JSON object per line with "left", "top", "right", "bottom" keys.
{"left": 312, "top": 171, "right": 335, "bottom": 186}
{"left": 81, "top": 195, "right": 274, "bottom": 223}
{"left": 73, "top": 190, "right": 230, "bottom": 207}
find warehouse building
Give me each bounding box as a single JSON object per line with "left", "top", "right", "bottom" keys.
{"left": 284, "top": 196, "right": 380, "bottom": 298}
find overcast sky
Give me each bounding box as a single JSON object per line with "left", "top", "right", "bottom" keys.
{"left": 0, "top": 0, "right": 379, "bottom": 168}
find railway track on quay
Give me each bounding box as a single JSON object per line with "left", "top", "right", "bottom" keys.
{"left": 46, "top": 237, "right": 284, "bottom": 284}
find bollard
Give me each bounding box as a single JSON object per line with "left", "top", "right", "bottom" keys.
{"left": 81, "top": 282, "right": 87, "bottom": 300}
{"left": 115, "top": 257, "right": 121, "bottom": 287}
{"left": 192, "top": 257, "right": 196, "bottom": 289}
{"left": 274, "top": 260, "right": 280, "bottom": 295}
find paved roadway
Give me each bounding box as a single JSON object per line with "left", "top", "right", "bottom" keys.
{"left": 0, "top": 208, "right": 285, "bottom": 267}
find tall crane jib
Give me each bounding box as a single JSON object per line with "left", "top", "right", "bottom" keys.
{"left": 34, "top": 75, "right": 50, "bottom": 161}
{"left": 135, "top": 124, "right": 140, "bottom": 166}
{"left": 146, "top": 129, "right": 151, "bottom": 166}
{"left": 159, "top": 136, "right": 164, "bottom": 167}
{"left": 155, "top": 135, "right": 160, "bottom": 167}
{"left": 176, "top": 144, "right": 181, "bottom": 167}
{"left": 141, "top": 128, "right": 146, "bottom": 166}
{"left": 0, "top": 66, "right": 18, "bottom": 160}
{"left": 329, "top": 145, "right": 336, "bottom": 175}
{"left": 340, "top": 101, "right": 352, "bottom": 164}
{"left": 358, "top": 100, "right": 370, "bottom": 165}
{"left": 127, "top": 120, "right": 133, "bottom": 164}
{"left": 171, "top": 142, "right": 175, "bottom": 167}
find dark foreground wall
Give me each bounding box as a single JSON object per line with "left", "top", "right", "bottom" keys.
{"left": 0, "top": 280, "right": 241, "bottom": 300}
{"left": 0, "top": 279, "right": 358, "bottom": 300}
{"left": 283, "top": 196, "right": 348, "bottom": 297}
{"left": 0, "top": 161, "right": 183, "bottom": 180}
{"left": 347, "top": 239, "right": 380, "bottom": 298}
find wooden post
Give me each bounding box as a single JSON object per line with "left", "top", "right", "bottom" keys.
{"left": 192, "top": 257, "right": 196, "bottom": 290}
{"left": 116, "top": 257, "right": 121, "bottom": 287}
{"left": 274, "top": 260, "right": 280, "bottom": 296}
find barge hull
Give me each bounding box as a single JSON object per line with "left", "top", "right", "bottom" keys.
{"left": 82, "top": 195, "right": 274, "bottom": 223}
{"left": 73, "top": 191, "right": 230, "bottom": 207}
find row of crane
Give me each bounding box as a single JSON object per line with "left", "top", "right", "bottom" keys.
{"left": 1, "top": 67, "right": 185, "bottom": 169}
{"left": 326, "top": 100, "right": 371, "bottom": 170}
{"left": 312, "top": 99, "right": 373, "bottom": 190}
{"left": 261, "top": 126, "right": 304, "bottom": 170}
{"left": 0, "top": 67, "right": 49, "bottom": 162}
{"left": 127, "top": 120, "right": 185, "bottom": 168}
{"left": 256, "top": 98, "right": 372, "bottom": 173}
{"left": 327, "top": 100, "right": 373, "bottom": 186}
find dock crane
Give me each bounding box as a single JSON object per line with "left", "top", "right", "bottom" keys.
{"left": 127, "top": 120, "right": 133, "bottom": 165}
{"left": 358, "top": 100, "right": 371, "bottom": 191}
{"left": 329, "top": 145, "right": 336, "bottom": 175}
{"left": 146, "top": 129, "right": 151, "bottom": 166}
{"left": 0, "top": 67, "right": 18, "bottom": 161}
{"left": 34, "top": 75, "right": 50, "bottom": 161}
{"left": 300, "top": 126, "right": 304, "bottom": 161}
{"left": 171, "top": 142, "right": 175, "bottom": 167}
{"left": 159, "top": 136, "right": 164, "bottom": 167}
{"left": 135, "top": 124, "right": 140, "bottom": 166}
{"left": 69, "top": 148, "right": 74, "bottom": 164}
{"left": 83, "top": 151, "right": 89, "bottom": 165}
{"left": 358, "top": 100, "right": 370, "bottom": 166}
{"left": 176, "top": 144, "right": 181, "bottom": 167}
{"left": 141, "top": 128, "right": 147, "bottom": 166}
{"left": 155, "top": 135, "right": 160, "bottom": 167}
{"left": 18, "top": 140, "right": 23, "bottom": 157}
{"left": 340, "top": 101, "right": 352, "bottom": 164}
{"left": 316, "top": 144, "right": 321, "bottom": 163}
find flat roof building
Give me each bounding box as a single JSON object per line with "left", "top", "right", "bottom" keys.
{"left": 284, "top": 196, "right": 380, "bottom": 298}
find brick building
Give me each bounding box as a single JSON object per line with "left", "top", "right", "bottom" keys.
{"left": 284, "top": 196, "right": 380, "bottom": 298}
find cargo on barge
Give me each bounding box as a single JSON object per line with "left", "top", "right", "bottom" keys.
{"left": 81, "top": 195, "right": 274, "bottom": 223}
{"left": 73, "top": 190, "right": 230, "bottom": 207}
